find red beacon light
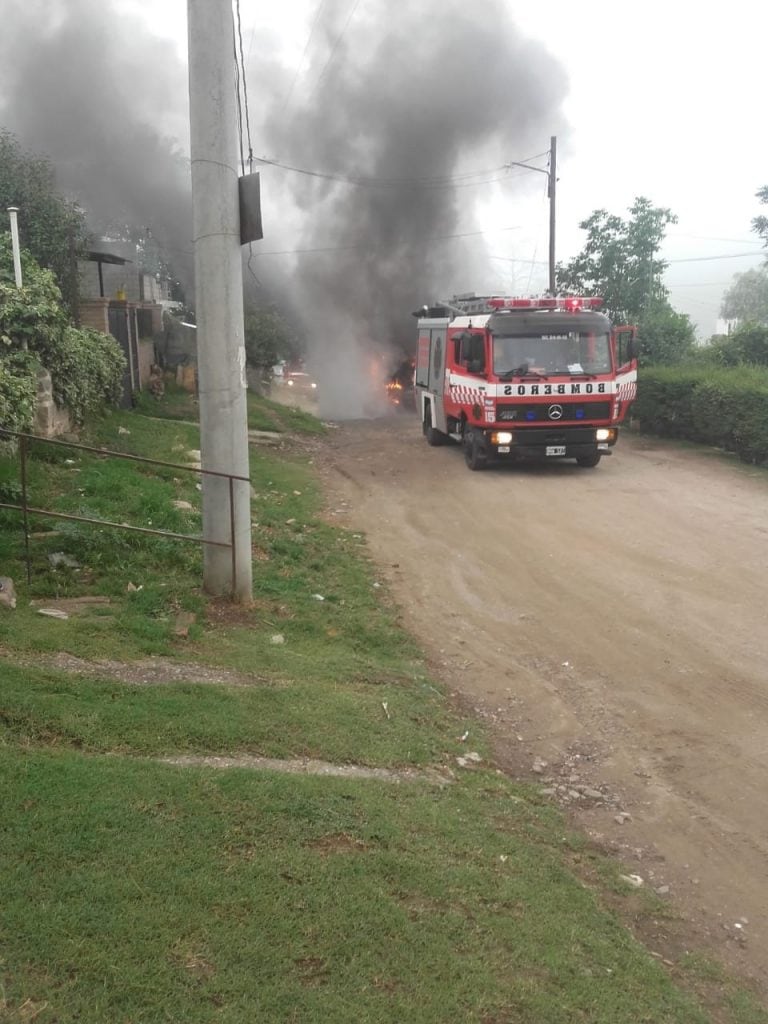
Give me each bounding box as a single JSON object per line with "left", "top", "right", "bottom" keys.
{"left": 486, "top": 296, "right": 604, "bottom": 312}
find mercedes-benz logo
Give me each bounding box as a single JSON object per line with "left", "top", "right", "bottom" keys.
{"left": 547, "top": 404, "right": 563, "bottom": 420}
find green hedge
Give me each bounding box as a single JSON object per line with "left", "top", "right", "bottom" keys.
{"left": 39, "top": 326, "right": 126, "bottom": 426}
{"left": 634, "top": 365, "right": 768, "bottom": 464}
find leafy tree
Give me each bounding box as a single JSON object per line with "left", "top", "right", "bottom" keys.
{"left": 0, "top": 129, "right": 87, "bottom": 316}
{"left": 752, "top": 185, "right": 768, "bottom": 251}
{"left": 720, "top": 268, "right": 768, "bottom": 324}
{"left": 244, "top": 307, "right": 299, "bottom": 375}
{"left": 557, "top": 197, "right": 677, "bottom": 324}
{"left": 557, "top": 197, "right": 696, "bottom": 363}
{"left": 636, "top": 304, "right": 695, "bottom": 365}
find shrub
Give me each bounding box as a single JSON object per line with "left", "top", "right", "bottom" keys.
{"left": 1, "top": 232, "right": 125, "bottom": 427}
{"left": 635, "top": 365, "right": 768, "bottom": 464}
{"left": 0, "top": 351, "right": 38, "bottom": 434}
{"left": 44, "top": 326, "right": 126, "bottom": 425}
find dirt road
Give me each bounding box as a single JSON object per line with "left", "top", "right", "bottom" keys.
{"left": 317, "top": 414, "right": 768, "bottom": 991}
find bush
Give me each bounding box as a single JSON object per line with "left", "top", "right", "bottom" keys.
{"left": 44, "top": 326, "right": 126, "bottom": 425}
{"left": 635, "top": 365, "right": 768, "bottom": 464}
{"left": 696, "top": 323, "right": 768, "bottom": 368}
{"left": 1, "top": 233, "right": 125, "bottom": 427}
{"left": 0, "top": 351, "right": 38, "bottom": 434}
{"left": 637, "top": 304, "right": 696, "bottom": 365}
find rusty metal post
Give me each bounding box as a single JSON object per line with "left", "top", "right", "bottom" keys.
{"left": 229, "top": 475, "right": 237, "bottom": 593}
{"left": 19, "top": 434, "right": 31, "bottom": 585}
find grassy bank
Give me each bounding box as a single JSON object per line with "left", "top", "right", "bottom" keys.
{"left": 0, "top": 394, "right": 765, "bottom": 1023}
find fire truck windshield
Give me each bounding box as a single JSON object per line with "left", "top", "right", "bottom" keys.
{"left": 493, "top": 332, "right": 611, "bottom": 377}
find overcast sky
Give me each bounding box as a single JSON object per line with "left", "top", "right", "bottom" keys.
{"left": 116, "top": 0, "right": 768, "bottom": 334}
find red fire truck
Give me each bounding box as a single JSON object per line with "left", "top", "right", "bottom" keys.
{"left": 414, "top": 294, "right": 638, "bottom": 470}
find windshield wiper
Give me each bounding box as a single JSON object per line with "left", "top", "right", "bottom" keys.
{"left": 564, "top": 371, "right": 598, "bottom": 379}
{"left": 497, "top": 365, "right": 548, "bottom": 380}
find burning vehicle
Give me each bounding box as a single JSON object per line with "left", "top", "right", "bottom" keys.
{"left": 385, "top": 356, "right": 416, "bottom": 410}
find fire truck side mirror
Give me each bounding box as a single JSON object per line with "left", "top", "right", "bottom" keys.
{"left": 629, "top": 335, "right": 639, "bottom": 361}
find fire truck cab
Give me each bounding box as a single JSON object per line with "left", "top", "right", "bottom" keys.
{"left": 414, "top": 294, "right": 638, "bottom": 470}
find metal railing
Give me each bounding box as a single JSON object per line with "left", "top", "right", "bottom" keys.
{"left": 0, "top": 429, "right": 250, "bottom": 590}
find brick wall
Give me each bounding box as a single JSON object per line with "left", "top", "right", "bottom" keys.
{"left": 79, "top": 299, "right": 110, "bottom": 334}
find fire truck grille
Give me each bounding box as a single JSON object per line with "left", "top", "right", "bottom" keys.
{"left": 496, "top": 401, "right": 612, "bottom": 423}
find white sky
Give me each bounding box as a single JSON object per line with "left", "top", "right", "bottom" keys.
{"left": 124, "top": 0, "right": 768, "bottom": 335}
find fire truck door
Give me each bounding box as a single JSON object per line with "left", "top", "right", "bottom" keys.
{"left": 614, "top": 327, "right": 639, "bottom": 409}
{"left": 428, "top": 330, "right": 446, "bottom": 394}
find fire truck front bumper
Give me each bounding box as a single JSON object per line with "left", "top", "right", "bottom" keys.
{"left": 483, "top": 426, "right": 618, "bottom": 461}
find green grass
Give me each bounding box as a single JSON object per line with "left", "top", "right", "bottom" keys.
{"left": 0, "top": 660, "right": 459, "bottom": 765}
{"left": 0, "top": 394, "right": 766, "bottom": 1023}
{"left": 135, "top": 380, "right": 326, "bottom": 435}
{"left": 2, "top": 748, "right": 714, "bottom": 1024}
{"left": 0, "top": 407, "right": 385, "bottom": 666}
{"left": 247, "top": 390, "right": 326, "bottom": 435}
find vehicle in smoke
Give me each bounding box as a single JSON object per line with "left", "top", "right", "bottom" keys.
{"left": 414, "top": 295, "right": 638, "bottom": 470}
{"left": 385, "top": 357, "right": 416, "bottom": 411}
{"left": 280, "top": 370, "right": 318, "bottom": 400}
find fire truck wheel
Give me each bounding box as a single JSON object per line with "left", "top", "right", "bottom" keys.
{"left": 576, "top": 452, "right": 602, "bottom": 468}
{"left": 464, "top": 434, "right": 487, "bottom": 471}
{"left": 423, "top": 410, "right": 447, "bottom": 446}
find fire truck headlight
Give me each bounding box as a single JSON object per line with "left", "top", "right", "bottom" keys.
{"left": 491, "top": 431, "right": 513, "bottom": 445}
{"left": 311, "top": 381, "right": 317, "bottom": 389}
{"left": 596, "top": 428, "right": 611, "bottom": 441}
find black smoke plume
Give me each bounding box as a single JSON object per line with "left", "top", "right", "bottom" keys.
{"left": 0, "top": 0, "right": 568, "bottom": 416}
{"left": 0, "top": 0, "right": 194, "bottom": 294}
{"left": 261, "top": 0, "right": 568, "bottom": 415}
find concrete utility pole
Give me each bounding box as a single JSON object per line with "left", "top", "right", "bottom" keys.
{"left": 7, "top": 207, "right": 23, "bottom": 288}
{"left": 187, "top": 0, "right": 253, "bottom": 600}
{"left": 547, "top": 135, "right": 557, "bottom": 295}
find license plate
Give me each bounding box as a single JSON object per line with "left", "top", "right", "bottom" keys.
{"left": 498, "top": 445, "right": 510, "bottom": 453}
{"left": 546, "top": 445, "right": 566, "bottom": 456}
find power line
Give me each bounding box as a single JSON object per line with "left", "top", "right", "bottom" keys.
{"left": 253, "top": 225, "right": 522, "bottom": 257}
{"left": 234, "top": 0, "right": 253, "bottom": 170}
{"left": 310, "top": 0, "right": 363, "bottom": 96}
{"left": 666, "top": 280, "right": 734, "bottom": 288}
{"left": 233, "top": 0, "right": 258, "bottom": 285}
{"left": 281, "top": 0, "right": 330, "bottom": 112}
{"left": 253, "top": 151, "right": 547, "bottom": 190}
{"left": 232, "top": 22, "right": 245, "bottom": 175}
{"left": 489, "top": 254, "right": 548, "bottom": 266}
{"left": 665, "top": 251, "right": 764, "bottom": 264}
{"left": 667, "top": 233, "right": 757, "bottom": 244}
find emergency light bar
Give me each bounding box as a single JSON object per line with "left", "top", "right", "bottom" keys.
{"left": 486, "top": 296, "right": 604, "bottom": 311}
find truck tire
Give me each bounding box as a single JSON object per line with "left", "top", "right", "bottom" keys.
{"left": 464, "top": 432, "right": 488, "bottom": 471}
{"left": 423, "top": 404, "right": 447, "bottom": 446}
{"left": 576, "top": 452, "right": 602, "bottom": 468}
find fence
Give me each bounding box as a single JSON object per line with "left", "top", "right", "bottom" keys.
{"left": 0, "top": 429, "right": 250, "bottom": 590}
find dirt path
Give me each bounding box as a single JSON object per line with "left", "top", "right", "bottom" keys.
{"left": 316, "top": 413, "right": 768, "bottom": 992}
